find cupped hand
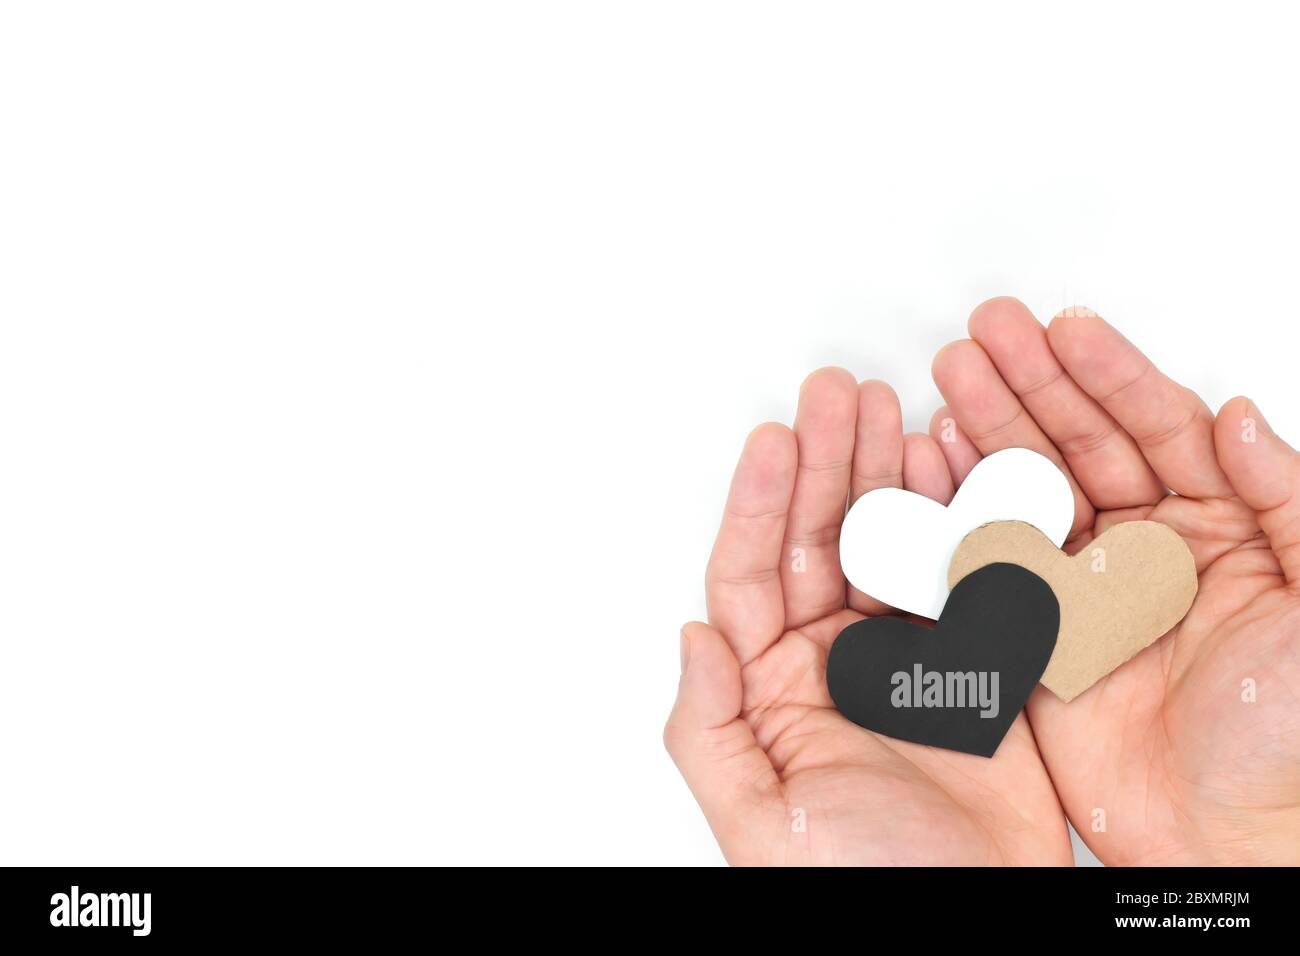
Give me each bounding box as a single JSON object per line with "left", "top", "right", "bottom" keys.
{"left": 930, "top": 298, "right": 1300, "bottom": 865}
{"left": 665, "top": 369, "right": 1073, "bottom": 865}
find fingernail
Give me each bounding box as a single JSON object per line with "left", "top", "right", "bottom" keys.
{"left": 1057, "top": 305, "right": 1098, "bottom": 319}
{"left": 679, "top": 628, "right": 691, "bottom": 674}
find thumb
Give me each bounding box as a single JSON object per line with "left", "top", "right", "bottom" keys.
{"left": 1214, "top": 396, "right": 1300, "bottom": 584}
{"left": 664, "top": 622, "right": 781, "bottom": 859}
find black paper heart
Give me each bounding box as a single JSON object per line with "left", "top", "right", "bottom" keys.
{"left": 826, "top": 562, "right": 1059, "bottom": 758}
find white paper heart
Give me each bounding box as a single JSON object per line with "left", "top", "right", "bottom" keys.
{"left": 839, "top": 447, "right": 1073, "bottom": 619}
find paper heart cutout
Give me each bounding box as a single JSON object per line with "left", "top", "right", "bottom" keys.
{"left": 948, "top": 520, "right": 1197, "bottom": 702}
{"left": 826, "top": 563, "right": 1059, "bottom": 757}
{"left": 839, "top": 447, "right": 1073, "bottom": 619}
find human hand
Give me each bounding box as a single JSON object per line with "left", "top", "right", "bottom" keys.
{"left": 664, "top": 369, "right": 1073, "bottom": 865}
{"left": 930, "top": 298, "right": 1300, "bottom": 865}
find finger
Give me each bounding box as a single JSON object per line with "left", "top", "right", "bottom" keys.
{"left": 782, "top": 368, "right": 858, "bottom": 629}
{"left": 1214, "top": 397, "right": 1300, "bottom": 584}
{"left": 932, "top": 339, "right": 1094, "bottom": 537}
{"left": 903, "top": 432, "right": 955, "bottom": 504}
{"left": 848, "top": 380, "right": 903, "bottom": 615}
{"left": 1047, "top": 309, "right": 1232, "bottom": 499}
{"left": 968, "top": 298, "right": 1164, "bottom": 509}
{"left": 706, "top": 422, "right": 797, "bottom": 664}
{"left": 665, "top": 622, "right": 782, "bottom": 860}
{"left": 849, "top": 380, "right": 903, "bottom": 503}
{"left": 929, "top": 405, "right": 982, "bottom": 485}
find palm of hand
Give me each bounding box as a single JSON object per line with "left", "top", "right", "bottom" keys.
{"left": 1037, "top": 492, "right": 1300, "bottom": 865}
{"left": 733, "top": 608, "right": 1072, "bottom": 865}
{"left": 926, "top": 299, "right": 1300, "bottom": 865}
{"left": 666, "top": 370, "right": 1072, "bottom": 866}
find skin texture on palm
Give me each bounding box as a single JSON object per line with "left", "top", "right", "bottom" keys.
{"left": 664, "top": 370, "right": 1073, "bottom": 866}
{"left": 929, "top": 298, "right": 1300, "bottom": 865}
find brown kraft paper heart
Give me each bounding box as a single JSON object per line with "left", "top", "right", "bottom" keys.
{"left": 947, "top": 520, "right": 1197, "bottom": 702}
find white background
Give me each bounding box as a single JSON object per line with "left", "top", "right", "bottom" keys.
{"left": 3, "top": 3, "right": 1298, "bottom": 865}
